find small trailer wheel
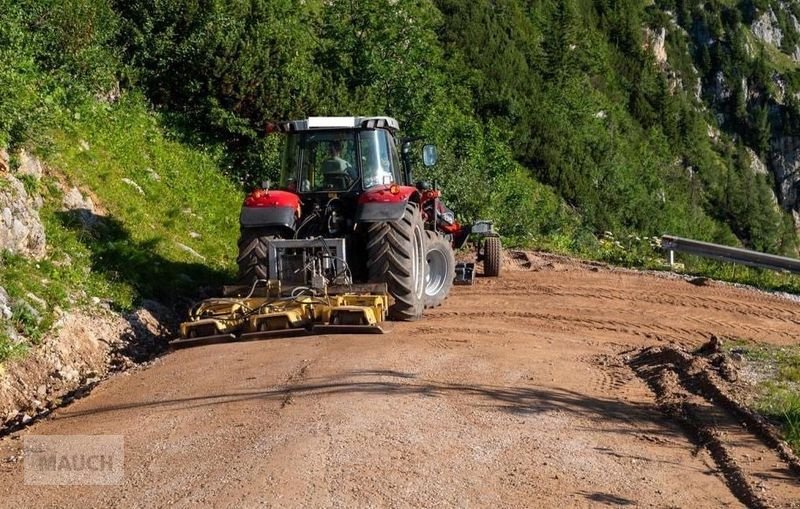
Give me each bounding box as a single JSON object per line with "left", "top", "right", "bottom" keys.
{"left": 482, "top": 236, "right": 501, "bottom": 277}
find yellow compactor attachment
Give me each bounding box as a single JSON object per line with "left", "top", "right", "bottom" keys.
{"left": 172, "top": 281, "right": 390, "bottom": 348}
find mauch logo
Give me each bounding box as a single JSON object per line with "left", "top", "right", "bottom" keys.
{"left": 24, "top": 435, "right": 124, "bottom": 485}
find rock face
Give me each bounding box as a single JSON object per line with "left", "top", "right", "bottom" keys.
{"left": 711, "top": 71, "right": 731, "bottom": 103}
{"left": 16, "top": 149, "right": 44, "bottom": 180}
{"left": 750, "top": 5, "right": 800, "bottom": 63}
{"left": 752, "top": 9, "right": 783, "bottom": 48}
{"left": 771, "top": 135, "right": 800, "bottom": 234}
{"left": 0, "top": 304, "right": 175, "bottom": 428}
{"left": 0, "top": 286, "right": 12, "bottom": 321}
{"left": 645, "top": 27, "right": 668, "bottom": 67}
{"left": 62, "top": 185, "right": 100, "bottom": 228}
{"left": 0, "top": 148, "right": 9, "bottom": 173}
{"left": 746, "top": 147, "right": 769, "bottom": 177}
{"left": 0, "top": 172, "right": 46, "bottom": 260}
{"left": 771, "top": 136, "right": 800, "bottom": 211}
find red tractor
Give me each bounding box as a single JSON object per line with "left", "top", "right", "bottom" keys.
{"left": 236, "top": 116, "right": 500, "bottom": 321}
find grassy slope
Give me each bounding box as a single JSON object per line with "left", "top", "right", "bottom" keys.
{"left": 0, "top": 95, "right": 242, "bottom": 361}
{"left": 724, "top": 341, "right": 800, "bottom": 453}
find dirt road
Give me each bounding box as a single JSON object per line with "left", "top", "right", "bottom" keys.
{"left": 1, "top": 253, "right": 799, "bottom": 507}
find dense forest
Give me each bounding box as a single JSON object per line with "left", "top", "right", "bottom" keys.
{"left": 3, "top": 0, "right": 800, "bottom": 255}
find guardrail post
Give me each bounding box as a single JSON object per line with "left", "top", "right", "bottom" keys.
{"left": 669, "top": 249, "right": 674, "bottom": 268}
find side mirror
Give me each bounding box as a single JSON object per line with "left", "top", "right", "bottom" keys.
{"left": 423, "top": 144, "right": 438, "bottom": 167}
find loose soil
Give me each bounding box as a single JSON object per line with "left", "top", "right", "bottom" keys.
{"left": 1, "top": 252, "right": 799, "bottom": 507}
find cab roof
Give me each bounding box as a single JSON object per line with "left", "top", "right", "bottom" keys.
{"left": 275, "top": 116, "right": 400, "bottom": 133}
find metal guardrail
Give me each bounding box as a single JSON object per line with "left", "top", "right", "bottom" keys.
{"left": 661, "top": 235, "right": 800, "bottom": 274}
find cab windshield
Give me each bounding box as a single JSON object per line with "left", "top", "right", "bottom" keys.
{"left": 279, "top": 129, "right": 401, "bottom": 192}
{"left": 358, "top": 129, "right": 402, "bottom": 188}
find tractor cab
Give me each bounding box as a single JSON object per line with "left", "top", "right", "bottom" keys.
{"left": 275, "top": 117, "right": 405, "bottom": 195}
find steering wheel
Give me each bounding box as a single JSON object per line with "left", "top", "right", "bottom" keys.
{"left": 322, "top": 170, "right": 354, "bottom": 190}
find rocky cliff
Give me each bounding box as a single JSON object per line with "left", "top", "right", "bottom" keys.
{"left": 653, "top": 0, "right": 800, "bottom": 237}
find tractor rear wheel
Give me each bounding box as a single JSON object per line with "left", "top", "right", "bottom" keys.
{"left": 483, "top": 236, "right": 502, "bottom": 277}
{"left": 423, "top": 230, "right": 455, "bottom": 309}
{"left": 237, "top": 227, "right": 280, "bottom": 284}
{"left": 366, "top": 203, "right": 426, "bottom": 321}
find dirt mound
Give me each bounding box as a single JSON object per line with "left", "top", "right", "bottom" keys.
{"left": 503, "top": 250, "right": 600, "bottom": 273}
{"left": 629, "top": 342, "right": 800, "bottom": 508}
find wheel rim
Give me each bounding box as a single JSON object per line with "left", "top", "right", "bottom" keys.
{"left": 412, "top": 224, "right": 425, "bottom": 300}
{"left": 425, "top": 248, "right": 447, "bottom": 298}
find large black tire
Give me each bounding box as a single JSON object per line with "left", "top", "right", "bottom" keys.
{"left": 423, "top": 230, "right": 455, "bottom": 309}
{"left": 483, "top": 236, "right": 501, "bottom": 277}
{"left": 366, "top": 203, "right": 426, "bottom": 321}
{"left": 237, "top": 227, "right": 280, "bottom": 284}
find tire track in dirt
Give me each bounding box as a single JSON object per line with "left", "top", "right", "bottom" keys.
{"left": 629, "top": 345, "right": 800, "bottom": 509}
{"left": 426, "top": 309, "right": 794, "bottom": 345}
{"left": 457, "top": 285, "right": 800, "bottom": 324}
{"left": 584, "top": 354, "right": 637, "bottom": 396}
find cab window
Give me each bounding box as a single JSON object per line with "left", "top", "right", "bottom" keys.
{"left": 360, "top": 130, "right": 400, "bottom": 188}
{"left": 299, "top": 132, "right": 357, "bottom": 192}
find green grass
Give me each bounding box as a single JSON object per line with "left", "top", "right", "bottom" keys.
{"left": 0, "top": 93, "right": 244, "bottom": 363}
{"left": 725, "top": 343, "right": 800, "bottom": 452}
{"left": 46, "top": 95, "right": 243, "bottom": 302}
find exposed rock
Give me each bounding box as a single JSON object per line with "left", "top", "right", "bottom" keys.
{"left": 711, "top": 71, "right": 730, "bottom": 102}
{"left": 707, "top": 123, "right": 720, "bottom": 143}
{"left": 62, "top": 186, "right": 100, "bottom": 229}
{"left": 645, "top": 27, "right": 667, "bottom": 67}
{"left": 15, "top": 300, "right": 41, "bottom": 325}
{"left": 0, "top": 287, "right": 12, "bottom": 320}
{"left": 121, "top": 177, "right": 145, "bottom": 195}
{"left": 665, "top": 70, "right": 682, "bottom": 95}
{"left": 62, "top": 186, "right": 94, "bottom": 212}
{"left": 175, "top": 242, "right": 206, "bottom": 261}
{"left": 145, "top": 168, "right": 161, "bottom": 182}
{"left": 25, "top": 292, "right": 47, "bottom": 310}
{"left": 752, "top": 9, "right": 783, "bottom": 48}
{"left": 0, "top": 304, "right": 175, "bottom": 432}
{"left": 770, "top": 136, "right": 800, "bottom": 211}
{"left": 772, "top": 73, "right": 786, "bottom": 103}
{"left": 15, "top": 149, "right": 43, "bottom": 181}
{"left": 0, "top": 148, "right": 9, "bottom": 173}
{"left": 0, "top": 174, "right": 46, "bottom": 260}
{"left": 694, "top": 76, "right": 703, "bottom": 103}
{"left": 746, "top": 147, "right": 768, "bottom": 176}
{"left": 95, "top": 81, "right": 121, "bottom": 104}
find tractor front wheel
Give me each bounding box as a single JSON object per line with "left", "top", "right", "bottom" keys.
{"left": 237, "top": 227, "right": 281, "bottom": 284}
{"left": 366, "top": 203, "right": 426, "bottom": 321}
{"left": 423, "top": 230, "right": 455, "bottom": 308}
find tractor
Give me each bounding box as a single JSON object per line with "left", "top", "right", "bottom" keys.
{"left": 173, "top": 116, "right": 499, "bottom": 346}
{"left": 237, "top": 116, "right": 500, "bottom": 318}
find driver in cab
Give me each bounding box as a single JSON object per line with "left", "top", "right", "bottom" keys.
{"left": 321, "top": 141, "right": 356, "bottom": 188}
